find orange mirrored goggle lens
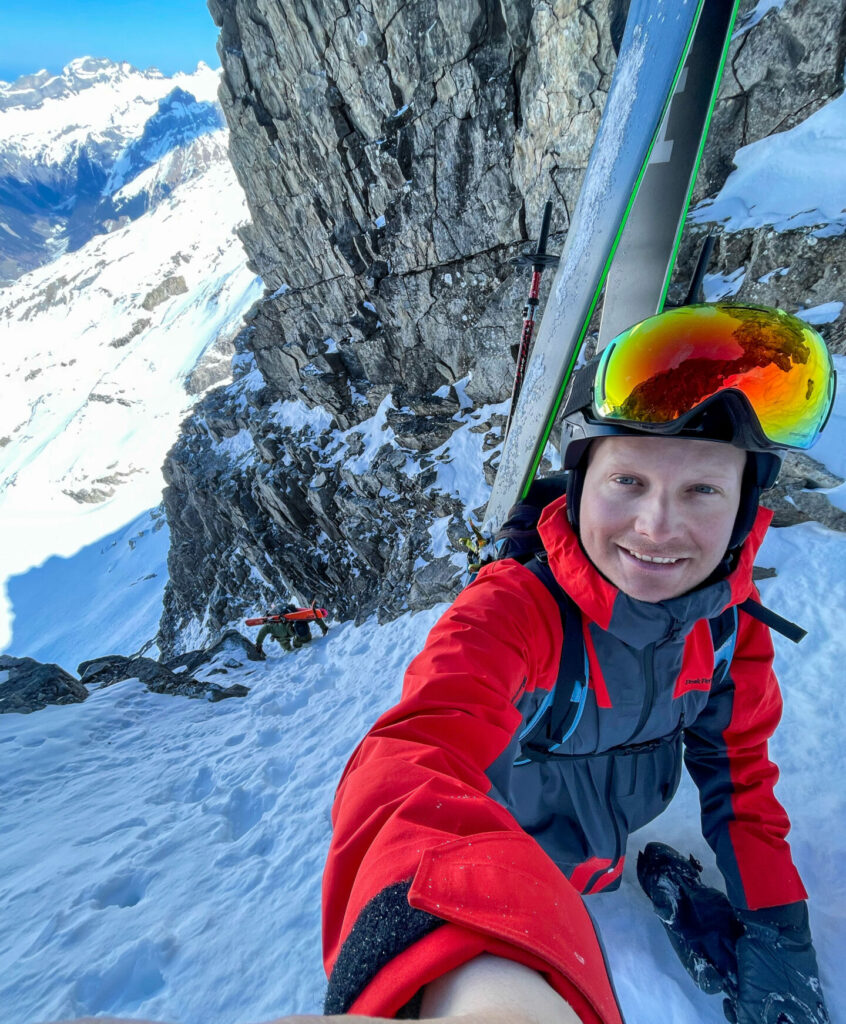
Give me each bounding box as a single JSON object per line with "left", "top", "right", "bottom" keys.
{"left": 594, "top": 304, "right": 834, "bottom": 449}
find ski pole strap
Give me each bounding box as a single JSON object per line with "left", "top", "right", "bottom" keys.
{"left": 737, "top": 597, "right": 807, "bottom": 643}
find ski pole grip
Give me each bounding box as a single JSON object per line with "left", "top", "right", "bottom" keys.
{"left": 533, "top": 200, "right": 553, "bottom": 271}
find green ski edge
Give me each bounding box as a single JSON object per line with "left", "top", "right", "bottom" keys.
{"left": 520, "top": 0, "right": 713, "bottom": 499}
{"left": 656, "top": 0, "right": 742, "bottom": 311}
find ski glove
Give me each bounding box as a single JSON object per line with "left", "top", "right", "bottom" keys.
{"left": 636, "top": 842, "right": 740, "bottom": 994}
{"left": 638, "top": 844, "right": 829, "bottom": 1024}
{"left": 728, "top": 903, "right": 830, "bottom": 1024}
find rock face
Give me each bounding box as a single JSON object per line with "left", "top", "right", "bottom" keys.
{"left": 157, "top": 0, "right": 845, "bottom": 653}
{"left": 0, "top": 656, "right": 88, "bottom": 714}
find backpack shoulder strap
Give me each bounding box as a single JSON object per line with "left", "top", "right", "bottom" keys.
{"left": 515, "top": 554, "right": 588, "bottom": 764}
{"left": 707, "top": 593, "right": 806, "bottom": 687}
{"left": 737, "top": 597, "right": 806, "bottom": 643}
{"left": 708, "top": 605, "right": 738, "bottom": 685}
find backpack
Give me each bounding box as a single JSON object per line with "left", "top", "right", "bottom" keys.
{"left": 493, "top": 474, "right": 804, "bottom": 765}
{"left": 292, "top": 618, "right": 310, "bottom": 640}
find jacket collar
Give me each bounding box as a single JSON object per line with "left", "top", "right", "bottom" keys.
{"left": 537, "top": 494, "right": 772, "bottom": 649}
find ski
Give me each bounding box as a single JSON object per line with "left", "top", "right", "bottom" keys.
{"left": 245, "top": 608, "right": 328, "bottom": 627}
{"left": 597, "top": 0, "right": 740, "bottom": 348}
{"left": 484, "top": 0, "right": 726, "bottom": 534}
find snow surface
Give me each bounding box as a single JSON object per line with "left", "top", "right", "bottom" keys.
{"left": 1, "top": 512, "right": 845, "bottom": 1023}
{"left": 691, "top": 83, "right": 846, "bottom": 236}
{"left": 733, "top": 0, "right": 791, "bottom": 35}
{"left": 0, "top": 71, "right": 262, "bottom": 663}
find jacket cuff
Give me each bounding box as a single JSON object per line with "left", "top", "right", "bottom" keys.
{"left": 327, "top": 831, "right": 625, "bottom": 1023}
{"left": 324, "top": 879, "right": 445, "bottom": 1014}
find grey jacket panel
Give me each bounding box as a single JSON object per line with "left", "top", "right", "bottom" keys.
{"left": 485, "top": 562, "right": 735, "bottom": 884}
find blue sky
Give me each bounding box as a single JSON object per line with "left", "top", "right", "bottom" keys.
{"left": 1, "top": 0, "right": 220, "bottom": 82}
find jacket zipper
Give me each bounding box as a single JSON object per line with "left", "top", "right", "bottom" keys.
{"left": 630, "top": 641, "right": 656, "bottom": 742}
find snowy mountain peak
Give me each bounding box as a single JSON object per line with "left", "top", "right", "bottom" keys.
{"left": 106, "top": 87, "right": 225, "bottom": 194}
{"left": 0, "top": 60, "right": 226, "bottom": 284}
{"left": 0, "top": 57, "right": 155, "bottom": 112}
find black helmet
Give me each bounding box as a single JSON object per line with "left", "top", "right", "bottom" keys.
{"left": 559, "top": 302, "right": 835, "bottom": 550}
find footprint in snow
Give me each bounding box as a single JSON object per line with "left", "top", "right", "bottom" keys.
{"left": 71, "top": 936, "right": 173, "bottom": 1014}
{"left": 75, "top": 869, "right": 152, "bottom": 910}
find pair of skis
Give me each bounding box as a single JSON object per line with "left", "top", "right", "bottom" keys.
{"left": 487, "top": 0, "right": 741, "bottom": 533}
{"left": 245, "top": 607, "right": 328, "bottom": 627}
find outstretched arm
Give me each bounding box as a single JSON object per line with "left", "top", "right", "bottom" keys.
{"left": 45, "top": 955, "right": 583, "bottom": 1023}
{"left": 323, "top": 562, "right": 621, "bottom": 1021}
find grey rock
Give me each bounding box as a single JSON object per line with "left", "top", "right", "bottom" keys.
{"left": 76, "top": 651, "right": 251, "bottom": 702}
{"left": 0, "top": 655, "right": 88, "bottom": 714}
{"left": 762, "top": 451, "right": 846, "bottom": 531}
{"left": 110, "top": 318, "right": 151, "bottom": 349}
{"left": 140, "top": 275, "right": 188, "bottom": 311}
{"left": 164, "top": 629, "right": 264, "bottom": 677}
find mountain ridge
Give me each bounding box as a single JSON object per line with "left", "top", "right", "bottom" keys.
{"left": 0, "top": 59, "right": 224, "bottom": 284}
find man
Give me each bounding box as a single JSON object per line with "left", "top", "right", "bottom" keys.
{"left": 319, "top": 304, "right": 833, "bottom": 1023}
{"left": 255, "top": 602, "right": 329, "bottom": 656}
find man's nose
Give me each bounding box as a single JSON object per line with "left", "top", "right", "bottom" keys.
{"left": 634, "top": 491, "right": 678, "bottom": 541}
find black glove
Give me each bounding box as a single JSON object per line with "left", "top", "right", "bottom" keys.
{"left": 637, "top": 842, "right": 740, "bottom": 995}
{"left": 638, "top": 844, "right": 829, "bottom": 1024}
{"left": 726, "top": 903, "right": 830, "bottom": 1024}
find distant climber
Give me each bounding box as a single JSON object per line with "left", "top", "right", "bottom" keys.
{"left": 254, "top": 603, "right": 329, "bottom": 656}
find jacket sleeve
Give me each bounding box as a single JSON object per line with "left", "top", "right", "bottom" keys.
{"left": 683, "top": 600, "right": 808, "bottom": 911}
{"left": 321, "top": 560, "right": 624, "bottom": 1023}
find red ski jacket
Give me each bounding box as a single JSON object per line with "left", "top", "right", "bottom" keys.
{"left": 322, "top": 496, "right": 806, "bottom": 1021}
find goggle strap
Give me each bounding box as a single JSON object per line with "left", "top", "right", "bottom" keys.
{"left": 561, "top": 359, "right": 598, "bottom": 419}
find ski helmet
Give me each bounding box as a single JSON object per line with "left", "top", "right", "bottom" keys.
{"left": 559, "top": 302, "right": 835, "bottom": 550}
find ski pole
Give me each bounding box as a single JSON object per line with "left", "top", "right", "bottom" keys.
{"left": 684, "top": 232, "right": 716, "bottom": 305}
{"left": 505, "top": 201, "right": 558, "bottom": 438}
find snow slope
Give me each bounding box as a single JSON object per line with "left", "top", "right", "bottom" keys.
{"left": 1, "top": 504, "right": 845, "bottom": 1022}
{"left": 0, "top": 63, "right": 262, "bottom": 662}
{"left": 691, "top": 81, "right": 846, "bottom": 237}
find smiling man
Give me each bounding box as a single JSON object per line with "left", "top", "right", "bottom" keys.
{"left": 317, "top": 304, "right": 833, "bottom": 1024}
{"left": 578, "top": 435, "right": 747, "bottom": 603}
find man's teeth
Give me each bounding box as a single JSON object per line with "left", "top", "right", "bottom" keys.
{"left": 628, "top": 550, "right": 679, "bottom": 564}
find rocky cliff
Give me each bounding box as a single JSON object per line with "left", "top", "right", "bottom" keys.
{"left": 158, "top": 0, "right": 846, "bottom": 654}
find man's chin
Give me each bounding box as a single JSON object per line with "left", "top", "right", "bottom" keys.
{"left": 612, "top": 555, "right": 694, "bottom": 603}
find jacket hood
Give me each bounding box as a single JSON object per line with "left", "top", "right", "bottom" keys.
{"left": 537, "top": 494, "right": 772, "bottom": 649}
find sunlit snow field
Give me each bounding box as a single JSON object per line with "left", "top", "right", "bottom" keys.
{"left": 1, "top": 511, "right": 845, "bottom": 1023}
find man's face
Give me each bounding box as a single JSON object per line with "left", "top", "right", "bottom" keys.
{"left": 578, "top": 435, "right": 746, "bottom": 602}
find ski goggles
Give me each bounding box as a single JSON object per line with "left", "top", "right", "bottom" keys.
{"left": 593, "top": 303, "right": 835, "bottom": 450}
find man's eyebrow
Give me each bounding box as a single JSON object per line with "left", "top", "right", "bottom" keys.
{"left": 602, "top": 461, "right": 741, "bottom": 483}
